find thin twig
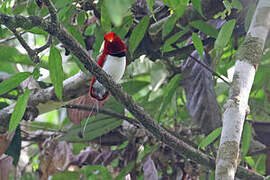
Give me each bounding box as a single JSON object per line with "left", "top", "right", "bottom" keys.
{"left": 0, "top": 94, "right": 18, "bottom": 100}
{"left": 171, "top": 44, "right": 231, "bottom": 86}
{"left": 11, "top": 30, "right": 40, "bottom": 64}
{"left": 35, "top": 35, "right": 52, "bottom": 53}
{"left": 188, "top": 54, "right": 231, "bottom": 85}
{"left": 43, "top": 0, "right": 58, "bottom": 24}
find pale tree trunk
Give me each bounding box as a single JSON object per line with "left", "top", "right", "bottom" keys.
{"left": 215, "top": 0, "right": 270, "bottom": 179}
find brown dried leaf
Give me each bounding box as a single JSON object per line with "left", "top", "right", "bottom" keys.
{"left": 0, "top": 155, "right": 15, "bottom": 180}
{"left": 181, "top": 52, "right": 221, "bottom": 134}
{"left": 39, "top": 138, "right": 74, "bottom": 179}
{"left": 70, "top": 147, "right": 121, "bottom": 167}
{"left": 0, "top": 131, "right": 15, "bottom": 157}
{"left": 67, "top": 94, "right": 107, "bottom": 124}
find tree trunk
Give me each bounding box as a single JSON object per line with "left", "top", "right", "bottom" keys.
{"left": 215, "top": 0, "right": 270, "bottom": 179}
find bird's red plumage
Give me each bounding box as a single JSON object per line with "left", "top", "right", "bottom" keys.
{"left": 89, "top": 32, "right": 126, "bottom": 101}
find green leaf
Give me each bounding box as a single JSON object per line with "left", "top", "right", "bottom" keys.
{"left": 101, "top": 5, "right": 112, "bottom": 32}
{"left": 112, "top": 15, "right": 133, "bottom": 39}
{"left": 66, "top": 25, "right": 86, "bottom": 48}
{"left": 0, "top": 72, "right": 31, "bottom": 96}
{"left": 9, "top": 89, "right": 30, "bottom": 132}
{"left": 83, "top": 165, "right": 112, "bottom": 179}
{"left": 115, "top": 161, "right": 135, "bottom": 180}
{"left": 214, "top": 19, "right": 235, "bottom": 50}
{"left": 122, "top": 80, "right": 149, "bottom": 95}
{"left": 162, "top": 27, "right": 189, "bottom": 52}
{"left": 191, "top": 0, "right": 203, "bottom": 17}
{"left": 104, "top": 0, "right": 134, "bottom": 26}
{"left": 162, "top": 15, "right": 177, "bottom": 39}
{"left": 49, "top": 46, "right": 64, "bottom": 100}
{"left": 85, "top": 24, "right": 96, "bottom": 36}
{"left": 77, "top": 11, "right": 86, "bottom": 27}
{"left": 146, "top": 0, "right": 156, "bottom": 18}
{"left": 190, "top": 20, "right": 218, "bottom": 38}
{"left": 129, "top": 16, "right": 150, "bottom": 55}
{"left": 158, "top": 74, "right": 181, "bottom": 120}
{"left": 0, "top": 46, "right": 33, "bottom": 65}
{"left": 192, "top": 33, "right": 204, "bottom": 59}
{"left": 5, "top": 126, "right": 21, "bottom": 166}
{"left": 163, "top": 0, "right": 188, "bottom": 18}
{"left": 198, "top": 127, "right": 222, "bottom": 149}
{"left": 55, "top": 0, "right": 72, "bottom": 8}
{"left": 52, "top": 171, "right": 79, "bottom": 180}
{"left": 242, "top": 121, "right": 252, "bottom": 157}
{"left": 232, "top": 0, "right": 243, "bottom": 11}
{"left": 27, "top": 27, "right": 48, "bottom": 35}
{"left": 59, "top": 118, "right": 123, "bottom": 142}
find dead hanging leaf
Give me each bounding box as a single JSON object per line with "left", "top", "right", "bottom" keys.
{"left": 0, "top": 131, "right": 15, "bottom": 157}
{"left": 181, "top": 51, "right": 221, "bottom": 134}
{"left": 67, "top": 94, "right": 108, "bottom": 124}
{"left": 143, "top": 155, "right": 158, "bottom": 180}
{"left": 70, "top": 146, "right": 121, "bottom": 167}
{"left": 39, "top": 138, "right": 74, "bottom": 180}
{"left": 0, "top": 155, "right": 15, "bottom": 180}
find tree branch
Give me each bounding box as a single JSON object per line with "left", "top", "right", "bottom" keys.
{"left": 0, "top": 6, "right": 264, "bottom": 179}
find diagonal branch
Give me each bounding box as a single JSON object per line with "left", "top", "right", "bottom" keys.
{"left": 0, "top": 12, "right": 265, "bottom": 180}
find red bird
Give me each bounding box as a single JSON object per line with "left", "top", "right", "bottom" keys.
{"left": 90, "top": 32, "right": 126, "bottom": 101}
{"left": 67, "top": 32, "right": 126, "bottom": 124}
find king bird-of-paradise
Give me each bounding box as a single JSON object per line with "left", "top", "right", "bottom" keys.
{"left": 67, "top": 32, "right": 127, "bottom": 124}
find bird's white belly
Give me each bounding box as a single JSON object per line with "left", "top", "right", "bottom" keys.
{"left": 102, "top": 55, "right": 126, "bottom": 83}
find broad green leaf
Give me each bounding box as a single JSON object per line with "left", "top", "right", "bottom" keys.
{"left": 85, "top": 24, "right": 96, "bottom": 36}
{"left": 0, "top": 46, "right": 33, "bottom": 65}
{"left": 214, "top": 19, "right": 235, "bottom": 50}
{"left": 93, "top": 27, "right": 105, "bottom": 58}
{"left": 163, "top": 0, "right": 188, "bottom": 18}
{"left": 191, "top": 0, "right": 203, "bottom": 17}
{"left": 104, "top": 0, "right": 134, "bottom": 26}
{"left": 122, "top": 80, "right": 149, "bottom": 95}
{"left": 66, "top": 25, "right": 86, "bottom": 48}
{"left": 101, "top": 5, "right": 112, "bottom": 32}
{"left": 192, "top": 33, "right": 204, "bottom": 59}
{"left": 9, "top": 89, "right": 30, "bottom": 132}
{"left": 146, "top": 0, "right": 156, "bottom": 18}
{"left": 158, "top": 74, "right": 181, "bottom": 120}
{"left": 0, "top": 72, "right": 31, "bottom": 96}
{"left": 232, "top": 0, "right": 243, "bottom": 11}
{"left": 59, "top": 118, "right": 123, "bottom": 142}
{"left": 242, "top": 121, "right": 252, "bottom": 157}
{"left": 162, "top": 27, "right": 189, "bottom": 52}
{"left": 162, "top": 15, "right": 177, "bottom": 39}
{"left": 244, "top": 156, "right": 255, "bottom": 168}
{"left": 129, "top": 16, "right": 150, "bottom": 55}
{"left": 55, "top": 0, "right": 72, "bottom": 8}
{"left": 83, "top": 165, "right": 112, "bottom": 179}
{"left": 190, "top": 20, "right": 218, "bottom": 38}
{"left": 198, "top": 127, "right": 222, "bottom": 149}
{"left": 52, "top": 171, "right": 80, "bottom": 180}
{"left": 115, "top": 161, "right": 135, "bottom": 180}
{"left": 27, "top": 27, "right": 48, "bottom": 35}
{"left": 49, "top": 46, "right": 64, "bottom": 100}
{"left": 112, "top": 15, "right": 133, "bottom": 39}
{"left": 5, "top": 126, "right": 21, "bottom": 166}
{"left": 77, "top": 11, "right": 86, "bottom": 27}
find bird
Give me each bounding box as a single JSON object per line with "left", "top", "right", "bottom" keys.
{"left": 67, "top": 32, "right": 127, "bottom": 124}
{"left": 89, "top": 32, "right": 126, "bottom": 101}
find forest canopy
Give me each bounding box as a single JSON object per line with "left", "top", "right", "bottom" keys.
{"left": 0, "top": 0, "right": 270, "bottom": 179}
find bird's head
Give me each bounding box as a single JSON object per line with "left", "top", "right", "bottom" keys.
{"left": 104, "top": 32, "right": 126, "bottom": 55}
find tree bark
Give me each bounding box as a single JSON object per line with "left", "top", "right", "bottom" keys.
{"left": 215, "top": 0, "right": 270, "bottom": 179}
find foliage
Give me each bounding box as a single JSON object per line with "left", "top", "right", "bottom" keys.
{"left": 0, "top": 0, "right": 269, "bottom": 179}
